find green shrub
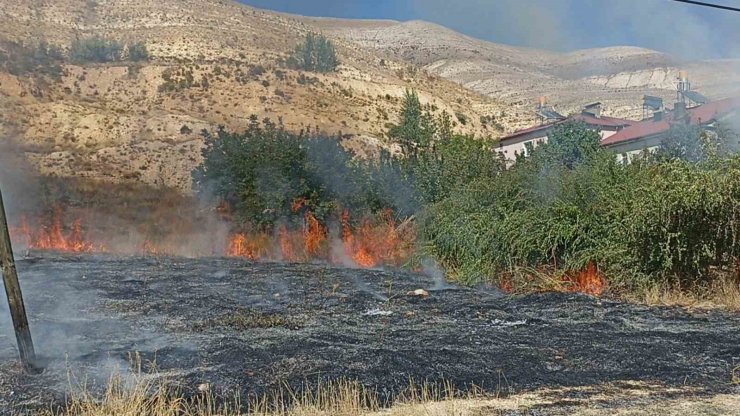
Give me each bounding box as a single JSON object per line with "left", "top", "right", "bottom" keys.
{"left": 193, "top": 117, "right": 400, "bottom": 227}
{"left": 70, "top": 36, "right": 123, "bottom": 63}
{"left": 423, "top": 121, "right": 740, "bottom": 288}
{"left": 127, "top": 41, "right": 149, "bottom": 62}
{"left": 0, "top": 40, "right": 64, "bottom": 77}
{"left": 288, "top": 33, "right": 338, "bottom": 73}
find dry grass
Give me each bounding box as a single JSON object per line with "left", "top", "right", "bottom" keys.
{"left": 637, "top": 275, "right": 740, "bottom": 311}
{"left": 35, "top": 368, "right": 740, "bottom": 416}
{"left": 40, "top": 374, "right": 470, "bottom": 416}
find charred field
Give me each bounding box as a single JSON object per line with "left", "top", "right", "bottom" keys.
{"left": 1, "top": 253, "right": 740, "bottom": 414}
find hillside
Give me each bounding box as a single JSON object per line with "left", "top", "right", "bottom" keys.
{"left": 0, "top": 0, "right": 505, "bottom": 191}
{"left": 311, "top": 18, "right": 740, "bottom": 123}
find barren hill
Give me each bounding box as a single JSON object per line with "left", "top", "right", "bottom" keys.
{"left": 0, "top": 0, "right": 505, "bottom": 191}
{"left": 311, "top": 18, "right": 740, "bottom": 123}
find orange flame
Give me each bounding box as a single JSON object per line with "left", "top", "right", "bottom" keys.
{"left": 341, "top": 209, "right": 412, "bottom": 268}
{"left": 279, "top": 225, "right": 299, "bottom": 262}
{"left": 303, "top": 211, "right": 326, "bottom": 258}
{"left": 226, "top": 232, "right": 272, "bottom": 260}
{"left": 564, "top": 262, "right": 606, "bottom": 296}
{"left": 13, "top": 209, "right": 97, "bottom": 253}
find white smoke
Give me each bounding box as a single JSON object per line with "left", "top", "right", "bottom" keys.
{"left": 409, "top": 0, "right": 740, "bottom": 60}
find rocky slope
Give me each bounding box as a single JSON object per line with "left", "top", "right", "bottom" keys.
{"left": 312, "top": 18, "right": 740, "bottom": 124}
{"left": 0, "top": 0, "right": 504, "bottom": 191}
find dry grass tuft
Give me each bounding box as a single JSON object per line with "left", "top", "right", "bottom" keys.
{"left": 41, "top": 371, "right": 476, "bottom": 416}
{"left": 32, "top": 373, "right": 740, "bottom": 416}
{"left": 638, "top": 276, "right": 740, "bottom": 311}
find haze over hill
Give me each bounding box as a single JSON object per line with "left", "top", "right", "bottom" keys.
{"left": 0, "top": 0, "right": 501, "bottom": 191}
{"left": 311, "top": 17, "right": 740, "bottom": 121}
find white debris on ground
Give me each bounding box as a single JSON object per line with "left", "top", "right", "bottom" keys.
{"left": 491, "top": 319, "right": 527, "bottom": 327}
{"left": 406, "top": 289, "right": 429, "bottom": 298}
{"left": 364, "top": 308, "right": 393, "bottom": 317}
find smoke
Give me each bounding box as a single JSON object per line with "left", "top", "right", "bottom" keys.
{"left": 422, "top": 258, "right": 454, "bottom": 291}
{"left": 408, "top": 0, "right": 740, "bottom": 60}
{"left": 0, "top": 140, "right": 41, "bottom": 222}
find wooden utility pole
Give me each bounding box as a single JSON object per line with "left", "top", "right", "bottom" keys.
{"left": 0, "top": 186, "right": 37, "bottom": 371}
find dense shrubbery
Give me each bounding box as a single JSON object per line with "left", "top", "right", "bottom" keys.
{"left": 194, "top": 89, "right": 739, "bottom": 295}
{"left": 287, "top": 33, "right": 339, "bottom": 73}
{"left": 0, "top": 40, "right": 64, "bottom": 77}
{"left": 423, "top": 121, "right": 740, "bottom": 290}
{"left": 70, "top": 37, "right": 124, "bottom": 63}
{"left": 193, "top": 92, "right": 502, "bottom": 228}
{"left": 194, "top": 116, "right": 402, "bottom": 227}
{"left": 126, "top": 41, "right": 149, "bottom": 62}
{"left": 70, "top": 37, "right": 149, "bottom": 63}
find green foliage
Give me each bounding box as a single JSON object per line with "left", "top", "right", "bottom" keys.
{"left": 423, "top": 121, "right": 740, "bottom": 288}
{"left": 70, "top": 36, "right": 123, "bottom": 63}
{"left": 388, "top": 91, "right": 505, "bottom": 205}
{"left": 388, "top": 90, "right": 436, "bottom": 156}
{"left": 126, "top": 41, "right": 149, "bottom": 62}
{"left": 0, "top": 40, "right": 64, "bottom": 77}
{"left": 193, "top": 87, "right": 740, "bottom": 293}
{"left": 193, "top": 117, "right": 401, "bottom": 227}
{"left": 288, "top": 33, "right": 339, "bottom": 73}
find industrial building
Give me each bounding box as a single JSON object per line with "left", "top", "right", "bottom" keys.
{"left": 497, "top": 71, "right": 740, "bottom": 162}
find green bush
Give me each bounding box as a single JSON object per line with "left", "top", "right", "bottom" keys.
{"left": 127, "top": 41, "right": 149, "bottom": 62}
{"left": 70, "top": 36, "right": 123, "bottom": 63}
{"left": 0, "top": 40, "right": 64, "bottom": 77}
{"left": 193, "top": 117, "right": 400, "bottom": 227}
{"left": 288, "top": 33, "right": 338, "bottom": 73}
{"left": 423, "top": 121, "right": 740, "bottom": 288}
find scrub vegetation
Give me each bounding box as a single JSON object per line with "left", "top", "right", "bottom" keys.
{"left": 196, "top": 89, "right": 740, "bottom": 305}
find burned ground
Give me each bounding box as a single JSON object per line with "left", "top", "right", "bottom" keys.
{"left": 1, "top": 253, "right": 739, "bottom": 414}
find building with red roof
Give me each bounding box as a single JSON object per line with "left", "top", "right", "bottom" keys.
{"left": 496, "top": 102, "right": 634, "bottom": 161}
{"left": 602, "top": 97, "right": 740, "bottom": 162}
{"left": 498, "top": 95, "right": 740, "bottom": 163}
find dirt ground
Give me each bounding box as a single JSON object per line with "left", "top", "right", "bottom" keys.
{"left": 1, "top": 253, "right": 739, "bottom": 414}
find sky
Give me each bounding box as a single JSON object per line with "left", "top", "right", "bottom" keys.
{"left": 237, "top": 0, "right": 740, "bottom": 59}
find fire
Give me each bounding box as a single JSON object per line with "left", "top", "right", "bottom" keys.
{"left": 564, "top": 262, "right": 606, "bottom": 296}
{"left": 15, "top": 199, "right": 415, "bottom": 270}
{"left": 278, "top": 225, "right": 299, "bottom": 262}
{"left": 13, "top": 209, "right": 97, "bottom": 253}
{"left": 224, "top": 204, "right": 414, "bottom": 268}
{"left": 303, "top": 211, "right": 326, "bottom": 258}
{"left": 226, "top": 232, "right": 272, "bottom": 260}
{"left": 341, "top": 209, "right": 412, "bottom": 268}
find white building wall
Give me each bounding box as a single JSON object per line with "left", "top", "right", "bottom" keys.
{"left": 496, "top": 129, "right": 619, "bottom": 162}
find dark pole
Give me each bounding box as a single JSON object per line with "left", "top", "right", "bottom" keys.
{"left": 0, "top": 186, "right": 37, "bottom": 371}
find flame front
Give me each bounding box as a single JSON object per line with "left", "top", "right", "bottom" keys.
{"left": 341, "top": 209, "right": 411, "bottom": 268}
{"left": 13, "top": 209, "right": 97, "bottom": 253}
{"left": 12, "top": 202, "right": 415, "bottom": 270}
{"left": 224, "top": 207, "right": 413, "bottom": 269}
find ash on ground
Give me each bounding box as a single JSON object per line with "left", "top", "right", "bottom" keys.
{"left": 1, "top": 254, "right": 739, "bottom": 413}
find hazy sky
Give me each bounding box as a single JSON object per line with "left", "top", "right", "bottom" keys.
{"left": 237, "top": 0, "right": 740, "bottom": 59}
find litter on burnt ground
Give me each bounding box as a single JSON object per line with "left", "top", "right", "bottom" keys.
{"left": 1, "top": 253, "right": 739, "bottom": 413}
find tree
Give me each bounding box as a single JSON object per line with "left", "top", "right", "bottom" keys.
{"left": 288, "top": 33, "right": 339, "bottom": 73}
{"left": 656, "top": 124, "right": 708, "bottom": 163}
{"left": 70, "top": 36, "right": 123, "bottom": 63}
{"left": 193, "top": 117, "right": 391, "bottom": 227}
{"left": 388, "top": 90, "right": 436, "bottom": 156}
{"left": 127, "top": 41, "right": 149, "bottom": 62}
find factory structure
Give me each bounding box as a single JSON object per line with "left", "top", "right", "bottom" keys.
{"left": 497, "top": 71, "right": 740, "bottom": 163}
